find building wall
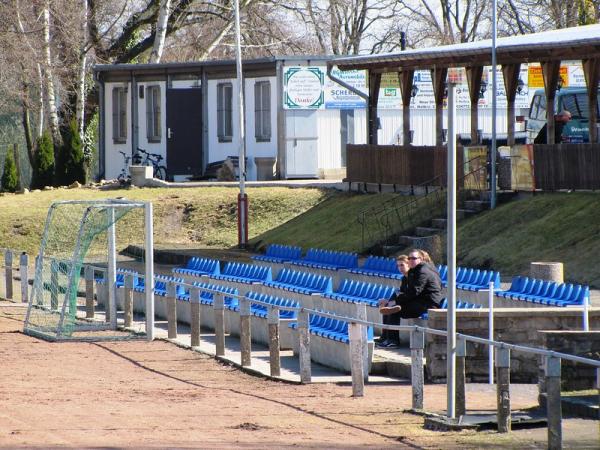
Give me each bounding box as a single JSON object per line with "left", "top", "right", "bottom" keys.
{"left": 135, "top": 80, "right": 168, "bottom": 164}
{"left": 206, "top": 76, "right": 278, "bottom": 181}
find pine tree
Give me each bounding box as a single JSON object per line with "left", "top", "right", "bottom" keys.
{"left": 57, "top": 119, "right": 86, "bottom": 185}
{"left": 33, "top": 131, "right": 55, "bottom": 189}
{"left": 1, "top": 149, "right": 19, "bottom": 193}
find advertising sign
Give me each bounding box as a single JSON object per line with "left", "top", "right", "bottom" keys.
{"left": 324, "top": 68, "right": 367, "bottom": 109}
{"left": 284, "top": 67, "right": 324, "bottom": 109}
{"left": 528, "top": 65, "right": 569, "bottom": 89}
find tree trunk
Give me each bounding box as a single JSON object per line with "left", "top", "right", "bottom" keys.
{"left": 76, "top": 0, "right": 89, "bottom": 136}
{"left": 42, "top": 0, "right": 60, "bottom": 145}
{"left": 149, "top": 0, "right": 171, "bottom": 63}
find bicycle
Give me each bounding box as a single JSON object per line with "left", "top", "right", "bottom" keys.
{"left": 117, "top": 151, "right": 134, "bottom": 184}
{"left": 135, "top": 147, "right": 167, "bottom": 180}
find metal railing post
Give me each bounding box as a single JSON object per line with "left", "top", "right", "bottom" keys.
{"left": 267, "top": 305, "right": 281, "bottom": 377}
{"left": 456, "top": 337, "right": 467, "bottom": 417}
{"left": 213, "top": 292, "right": 226, "bottom": 356}
{"left": 166, "top": 282, "right": 178, "bottom": 339}
{"left": 19, "top": 252, "right": 28, "bottom": 303}
{"left": 85, "top": 266, "right": 95, "bottom": 318}
{"left": 123, "top": 274, "right": 134, "bottom": 327}
{"left": 349, "top": 320, "right": 365, "bottom": 397}
{"left": 190, "top": 287, "right": 201, "bottom": 347}
{"left": 545, "top": 356, "right": 562, "bottom": 450}
{"left": 298, "top": 309, "right": 311, "bottom": 384}
{"left": 410, "top": 329, "right": 425, "bottom": 410}
{"left": 496, "top": 348, "right": 511, "bottom": 433}
{"left": 239, "top": 296, "right": 252, "bottom": 367}
{"left": 4, "top": 249, "right": 13, "bottom": 300}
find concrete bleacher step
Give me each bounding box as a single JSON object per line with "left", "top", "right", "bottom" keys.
{"left": 397, "top": 235, "right": 424, "bottom": 247}
{"left": 430, "top": 218, "right": 447, "bottom": 229}
{"left": 456, "top": 208, "right": 478, "bottom": 219}
{"left": 463, "top": 200, "right": 490, "bottom": 211}
{"left": 414, "top": 226, "right": 442, "bottom": 237}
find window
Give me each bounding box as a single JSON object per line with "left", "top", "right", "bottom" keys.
{"left": 217, "top": 82, "right": 233, "bottom": 142}
{"left": 146, "top": 85, "right": 161, "bottom": 142}
{"left": 112, "top": 87, "right": 127, "bottom": 143}
{"left": 254, "top": 81, "right": 271, "bottom": 141}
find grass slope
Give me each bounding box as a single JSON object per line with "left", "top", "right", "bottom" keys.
{"left": 457, "top": 193, "right": 600, "bottom": 287}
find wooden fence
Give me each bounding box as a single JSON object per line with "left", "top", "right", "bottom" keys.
{"left": 346, "top": 145, "right": 465, "bottom": 186}
{"left": 534, "top": 144, "right": 600, "bottom": 190}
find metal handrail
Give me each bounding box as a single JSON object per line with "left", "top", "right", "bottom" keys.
{"left": 358, "top": 156, "right": 487, "bottom": 250}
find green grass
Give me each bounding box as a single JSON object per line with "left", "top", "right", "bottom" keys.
{"left": 1, "top": 186, "right": 599, "bottom": 287}
{"left": 457, "top": 192, "right": 600, "bottom": 287}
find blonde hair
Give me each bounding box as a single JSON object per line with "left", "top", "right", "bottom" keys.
{"left": 396, "top": 254, "right": 409, "bottom": 263}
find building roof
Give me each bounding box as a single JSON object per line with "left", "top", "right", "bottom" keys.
{"left": 333, "top": 24, "right": 600, "bottom": 72}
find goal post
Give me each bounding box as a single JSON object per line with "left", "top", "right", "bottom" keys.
{"left": 23, "top": 199, "right": 154, "bottom": 341}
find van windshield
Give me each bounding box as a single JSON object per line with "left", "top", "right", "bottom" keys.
{"left": 560, "top": 93, "right": 600, "bottom": 120}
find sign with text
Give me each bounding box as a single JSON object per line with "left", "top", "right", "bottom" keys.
{"left": 284, "top": 67, "right": 324, "bottom": 109}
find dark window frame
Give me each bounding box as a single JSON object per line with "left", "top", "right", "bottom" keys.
{"left": 217, "top": 82, "right": 233, "bottom": 143}
{"left": 254, "top": 81, "right": 271, "bottom": 142}
{"left": 112, "top": 86, "right": 128, "bottom": 144}
{"left": 146, "top": 85, "right": 162, "bottom": 143}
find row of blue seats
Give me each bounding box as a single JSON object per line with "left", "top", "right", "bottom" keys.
{"left": 419, "top": 298, "right": 483, "bottom": 319}
{"left": 226, "top": 291, "right": 299, "bottom": 320}
{"left": 498, "top": 277, "right": 589, "bottom": 306}
{"left": 322, "top": 279, "right": 396, "bottom": 307}
{"left": 173, "top": 257, "right": 220, "bottom": 276}
{"left": 252, "top": 244, "right": 302, "bottom": 264}
{"left": 290, "top": 248, "right": 358, "bottom": 271}
{"left": 211, "top": 262, "right": 272, "bottom": 283}
{"left": 176, "top": 281, "right": 239, "bottom": 308}
{"left": 289, "top": 314, "right": 374, "bottom": 344}
{"left": 263, "top": 268, "right": 333, "bottom": 295}
{"left": 347, "top": 255, "right": 402, "bottom": 280}
{"left": 437, "top": 265, "right": 501, "bottom": 291}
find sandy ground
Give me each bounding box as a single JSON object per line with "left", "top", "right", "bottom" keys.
{"left": 0, "top": 302, "right": 598, "bottom": 449}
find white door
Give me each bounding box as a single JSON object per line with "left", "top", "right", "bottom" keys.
{"left": 285, "top": 110, "right": 318, "bottom": 178}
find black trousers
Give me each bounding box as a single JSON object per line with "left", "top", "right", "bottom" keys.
{"left": 382, "top": 311, "right": 401, "bottom": 343}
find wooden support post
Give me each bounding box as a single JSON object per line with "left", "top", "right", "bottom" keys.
{"left": 466, "top": 66, "right": 484, "bottom": 145}
{"left": 190, "top": 287, "right": 201, "bottom": 347}
{"left": 267, "top": 305, "right": 281, "bottom": 377}
{"left": 496, "top": 348, "right": 511, "bottom": 433}
{"left": 399, "top": 70, "right": 415, "bottom": 145}
{"left": 101, "top": 268, "right": 110, "bottom": 322}
{"left": 298, "top": 309, "right": 311, "bottom": 384}
{"left": 85, "top": 266, "right": 95, "bottom": 318}
{"left": 19, "top": 252, "right": 28, "bottom": 303}
{"left": 545, "top": 356, "right": 562, "bottom": 450}
{"left": 239, "top": 296, "right": 251, "bottom": 367}
{"left": 367, "top": 71, "right": 382, "bottom": 145}
{"left": 50, "top": 260, "right": 58, "bottom": 310}
{"left": 349, "top": 321, "right": 365, "bottom": 397}
{"left": 502, "top": 64, "right": 521, "bottom": 146}
{"left": 541, "top": 61, "right": 561, "bottom": 144}
{"left": 431, "top": 67, "right": 448, "bottom": 146}
{"left": 4, "top": 249, "right": 13, "bottom": 300}
{"left": 123, "top": 274, "right": 134, "bottom": 327}
{"left": 166, "top": 282, "right": 178, "bottom": 339}
{"left": 456, "top": 337, "right": 467, "bottom": 417}
{"left": 213, "top": 292, "right": 226, "bottom": 356}
{"left": 583, "top": 58, "right": 600, "bottom": 143}
{"left": 410, "top": 329, "right": 425, "bottom": 410}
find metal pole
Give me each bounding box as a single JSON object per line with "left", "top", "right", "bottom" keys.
{"left": 447, "top": 81, "right": 457, "bottom": 419}
{"left": 107, "top": 208, "right": 117, "bottom": 330}
{"left": 491, "top": 0, "right": 498, "bottom": 209}
{"left": 145, "top": 202, "right": 155, "bottom": 340}
{"left": 488, "top": 281, "right": 495, "bottom": 384}
{"left": 234, "top": 0, "right": 247, "bottom": 247}
{"left": 583, "top": 295, "right": 590, "bottom": 331}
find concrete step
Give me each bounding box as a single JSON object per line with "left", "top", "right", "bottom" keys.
{"left": 456, "top": 208, "right": 478, "bottom": 219}
{"left": 463, "top": 200, "right": 490, "bottom": 211}
{"left": 397, "top": 235, "right": 423, "bottom": 247}
{"left": 414, "top": 226, "right": 442, "bottom": 237}
{"left": 430, "top": 218, "right": 447, "bottom": 229}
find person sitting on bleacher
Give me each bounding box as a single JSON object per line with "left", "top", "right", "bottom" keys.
{"left": 376, "top": 255, "right": 410, "bottom": 348}
{"left": 380, "top": 248, "right": 442, "bottom": 322}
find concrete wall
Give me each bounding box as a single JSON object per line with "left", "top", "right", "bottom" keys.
{"left": 425, "top": 308, "right": 600, "bottom": 383}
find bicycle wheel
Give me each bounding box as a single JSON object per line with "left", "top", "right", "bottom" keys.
{"left": 154, "top": 166, "right": 167, "bottom": 180}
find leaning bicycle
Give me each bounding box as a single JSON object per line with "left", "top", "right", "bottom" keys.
{"left": 135, "top": 147, "right": 167, "bottom": 180}
{"left": 117, "top": 151, "right": 134, "bottom": 184}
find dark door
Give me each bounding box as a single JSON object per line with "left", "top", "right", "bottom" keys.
{"left": 166, "top": 88, "right": 203, "bottom": 177}
{"left": 340, "top": 109, "right": 354, "bottom": 167}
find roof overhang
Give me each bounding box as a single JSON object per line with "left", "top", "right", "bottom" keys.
{"left": 333, "top": 24, "right": 600, "bottom": 72}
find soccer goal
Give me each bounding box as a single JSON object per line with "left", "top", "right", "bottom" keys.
{"left": 23, "top": 199, "right": 155, "bottom": 341}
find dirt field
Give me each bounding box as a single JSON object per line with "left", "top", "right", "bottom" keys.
{"left": 1, "top": 302, "right": 598, "bottom": 449}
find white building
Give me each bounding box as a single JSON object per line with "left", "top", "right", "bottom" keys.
{"left": 94, "top": 56, "right": 541, "bottom": 181}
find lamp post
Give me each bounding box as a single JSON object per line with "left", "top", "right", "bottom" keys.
{"left": 491, "top": 0, "right": 498, "bottom": 209}
{"left": 234, "top": 0, "right": 248, "bottom": 247}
